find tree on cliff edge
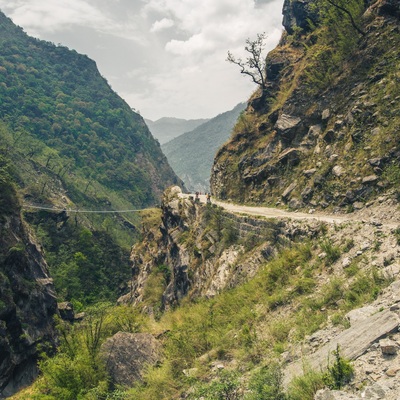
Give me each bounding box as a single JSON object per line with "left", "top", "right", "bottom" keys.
{"left": 227, "top": 33, "right": 267, "bottom": 93}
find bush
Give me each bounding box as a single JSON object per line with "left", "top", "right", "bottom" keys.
{"left": 323, "top": 345, "right": 353, "bottom": 389}
{"left": 246, "top": 363, "right": 286, "bottom": 400}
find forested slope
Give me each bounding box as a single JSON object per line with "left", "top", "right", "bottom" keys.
{"left": 162, "top": 103, "right": 246, "bottom": 192}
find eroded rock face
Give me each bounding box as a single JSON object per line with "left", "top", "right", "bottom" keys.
{"left": 282, "top": 0, "right": 317, "bottom": 34}
{"left": 0, "top": 206, "right": 58, "bottom": 398}
{"left": 100, "top": 332, "right": 161, "bottom": 387}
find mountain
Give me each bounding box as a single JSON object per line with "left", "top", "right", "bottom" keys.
{"left": 145, "top": 117, "right": 209, "bottom": 144}
{"left": 211, "top": 0, "right": 400, "bottom": 210}
{"left": 161, "top": 103, "right": 246, "bottom": 192}
{"left": 8, "top": 2, "right": 400, "bottom": 400}
{"left": 0, "top": 10, "right": 182, "bottom": 395}
{"left": 0, "top": 6, "right": 183, "bottom": 303}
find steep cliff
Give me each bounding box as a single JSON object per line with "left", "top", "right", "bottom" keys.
{"left": 119, "top": 186, "right": 321, "bottom": 313}
{"left": 211, "top": 0, "right": 400, "bottom": 210}
{"left": 0, "top": 173, "right": 58, "bottom": 398}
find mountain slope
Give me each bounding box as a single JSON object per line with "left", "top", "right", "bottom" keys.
{"left": 211, "top": 0, "right": 400, "bottom": 211}
{"left": 0, "top": 11, "right": 181, "bottom": 208}
{"left": 162, "top": 103, "right": 246, "bottom": 192}
{"left": 0, "top": 10, "right": 182, "bottom": 305}
{"left": 145, "top": 117, "right": 209, "bottom": 144}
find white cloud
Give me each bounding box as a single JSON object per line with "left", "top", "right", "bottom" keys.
{"left": 0, "top": 0, "right": 285, "bottom": 119}
{"left": 150, "top": 17, "right": 174, "bottom": 33}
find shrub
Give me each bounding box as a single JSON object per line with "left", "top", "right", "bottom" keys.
{"left": 323, "top": 345, "right": 353, "bottom": 389}
{"left": 246, "top": 363, "right": 286, "bottom": 400}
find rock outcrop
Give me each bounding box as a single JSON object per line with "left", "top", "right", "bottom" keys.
{"left": 210, "top": 0, "right": 400, "bottom": 210}
{"left": 101, "top": 332, "right": 161, "bottom": 387}
{"left": 118, "top": 186, "right": 321, "bottom": 311}
{"left": 0, "top": 188, "right": 58, "bottom": 398}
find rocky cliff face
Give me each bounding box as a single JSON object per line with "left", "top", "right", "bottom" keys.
{"left": 118, "top": 186, "right": 321, "bottom": 311}
{"left": 211, "top": 0, "right": 400, "bottom": 210}
{"left": 0, "top": 186, "right": 58, "bottom": 398}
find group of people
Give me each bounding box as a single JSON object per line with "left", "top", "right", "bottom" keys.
{"left": 194, "top": 191, "right": 212, "bottom": 204}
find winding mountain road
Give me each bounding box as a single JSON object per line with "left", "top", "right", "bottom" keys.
{"left": 180, "top": 193, "right": 400, "bottom": 228}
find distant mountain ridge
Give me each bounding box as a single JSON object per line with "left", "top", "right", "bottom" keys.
{"left": 145, "top": 117, "right": 209, "bottom": 144}
{"left": 162, "top": 103, "right": 246, "bottom": 192}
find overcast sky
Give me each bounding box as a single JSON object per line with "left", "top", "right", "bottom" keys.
{"left": 0, "top": 0, "right": 284, "bottom": 121}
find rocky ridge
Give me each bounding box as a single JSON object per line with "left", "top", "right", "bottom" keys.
{"left": 211, "top": 0, "right": 400, "bottom": 212}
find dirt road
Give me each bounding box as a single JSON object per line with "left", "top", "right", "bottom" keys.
{"left": 180, "top": 193, "right": 399, "bottom": 228}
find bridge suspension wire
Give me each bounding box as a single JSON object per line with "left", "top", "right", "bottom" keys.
{"left": 22, "top": 204, "right": 147, "bottom": 214}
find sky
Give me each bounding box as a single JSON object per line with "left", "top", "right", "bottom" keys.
{"left": 0, "top": 0, "right": 284, "bottom": 121}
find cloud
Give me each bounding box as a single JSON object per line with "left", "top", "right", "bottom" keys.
{"left": 0, "top": 0, "right": 285, "bottom": 120}
{"left": 0, "top": 0, "right": 145, "bottom": 42}
{"left": 150, "top": 18, "right": 174, "bottom": 33}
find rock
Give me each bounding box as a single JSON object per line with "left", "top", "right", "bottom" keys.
{"left": 379, "top": 338, "right": 398, "bottom": 355}
{"left": 322, "top": 109, "right": 331, "bottom": 121}
{"left": 323, "top": 129, "right": 336, "bottom": 143}
{"left": 58, "top": 302, "right": 75, "bottom": 322}
{"left": 314, "top": 389, "right": 361, "bottom": 399}
{"left": 266, "top": 56, "right": 288, "bottom": 81}
{"left": 368, "top": 157, "right": 383, "bottom": 167}
{"left": 282, "top": 0, "right": 317, "bottom": 35}
{"left": 345, "top": 305, "right": 376, "bottom": 325}
{"left": 284, "top": 310, "right": 400, "bottom": 386}
{"left": 282, "top": 182, "right": 297, "bottom": 201}
{"left": 332, "top": 165, "right": 345, "bottom": 177}
{"left": 362, "top": 175, "right": 378, "bottom": 184}
{"left": 101, "top": 332, "right": 161, "bottom": 387}
{"left": 301, "top": 187, "right": 314, "bottom": 201}
{"left": 386, "top": 367, "right": 400, "bottom": 377}
{"left": 275, "top": 114, "right": 302, "bottom": 139}
{"left": 289, "top": 198, "right": 303, "bottom": 209}
{"left": 353, "top": 202, "right": 364, "bottom": 210}
{"left": 362, "top": 383, "right": 388, "bottom": 399}
{"left": 303, "top": 168, "right": 317, "bottom": 177}
{"left": 277, "top": 148, "right": 301, "bottom": 166}
{"left": 308, "top": 125, "right": 322, "bottom": 138}
{"left": 342, "top": 257, "right": 352, "bottom": 268}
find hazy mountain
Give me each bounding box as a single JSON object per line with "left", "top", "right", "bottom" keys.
{"left": 162, "top": 103, "right": 246, "bottom": 192}
{"left": 145, "top": 117, "right": 210, "bottom": 144}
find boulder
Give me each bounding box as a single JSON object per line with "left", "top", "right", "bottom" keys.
{"left": 332, "top": 165, "right": 345, "bottom": 177}
{"left": 282, "top": 182, "right": 297, "bottom": 201}
{"left": 362, "top": 175, "right": 378, "bottom": 184}
{"left": 275, "top": 114, "right": 302, "bottom": 140}
{"left": 101, "top": 332, "right": 161, "bottom": 387}
{"left": 379, "top": 338, "right": 398, "bottom": 355}
{"left": 277, "top": 148, "right": 301, "bottom": 166}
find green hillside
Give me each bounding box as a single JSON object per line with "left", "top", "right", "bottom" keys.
{"left": 162, "top": 103, "right": 246, "bottom": 192}
{"left": 0, "top": 10, "right": 181, "bottom": 305}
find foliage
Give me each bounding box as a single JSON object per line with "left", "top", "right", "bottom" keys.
{"left": 189, "top": 370, "right": 241, "bottom": 400}
{"left": 303, "top": 0, "right": 366, "bottom": 93}
{"left": 23, "top": 212, "right": 131, "bottom": 305}
{"left": 286, "top": 368, "right": 326, "bottom": 400}
{"left": 323, "top": 345, "right": 353, "bottom": 389}
{"left": 246, "top": 363, "right": 286, "bottom": 400}
{"left": 161, "top": 103, "right": 246, "bottom": 192}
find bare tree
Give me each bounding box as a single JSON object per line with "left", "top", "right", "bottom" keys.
{"left": 227, "top": 33, "right": 267, "bottom": 91}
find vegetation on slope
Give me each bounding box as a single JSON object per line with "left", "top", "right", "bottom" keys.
{"left": 162, "top": 103, "right": 246, "bottom": 192}
{"left": 211, "top": 0, "right": 400, "bottom": 208}
{"left": 0, "top": 11, "right": 182, "bottom": 305}
{"left": 13, "top": 220, "right": 388, "bottom": 399}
